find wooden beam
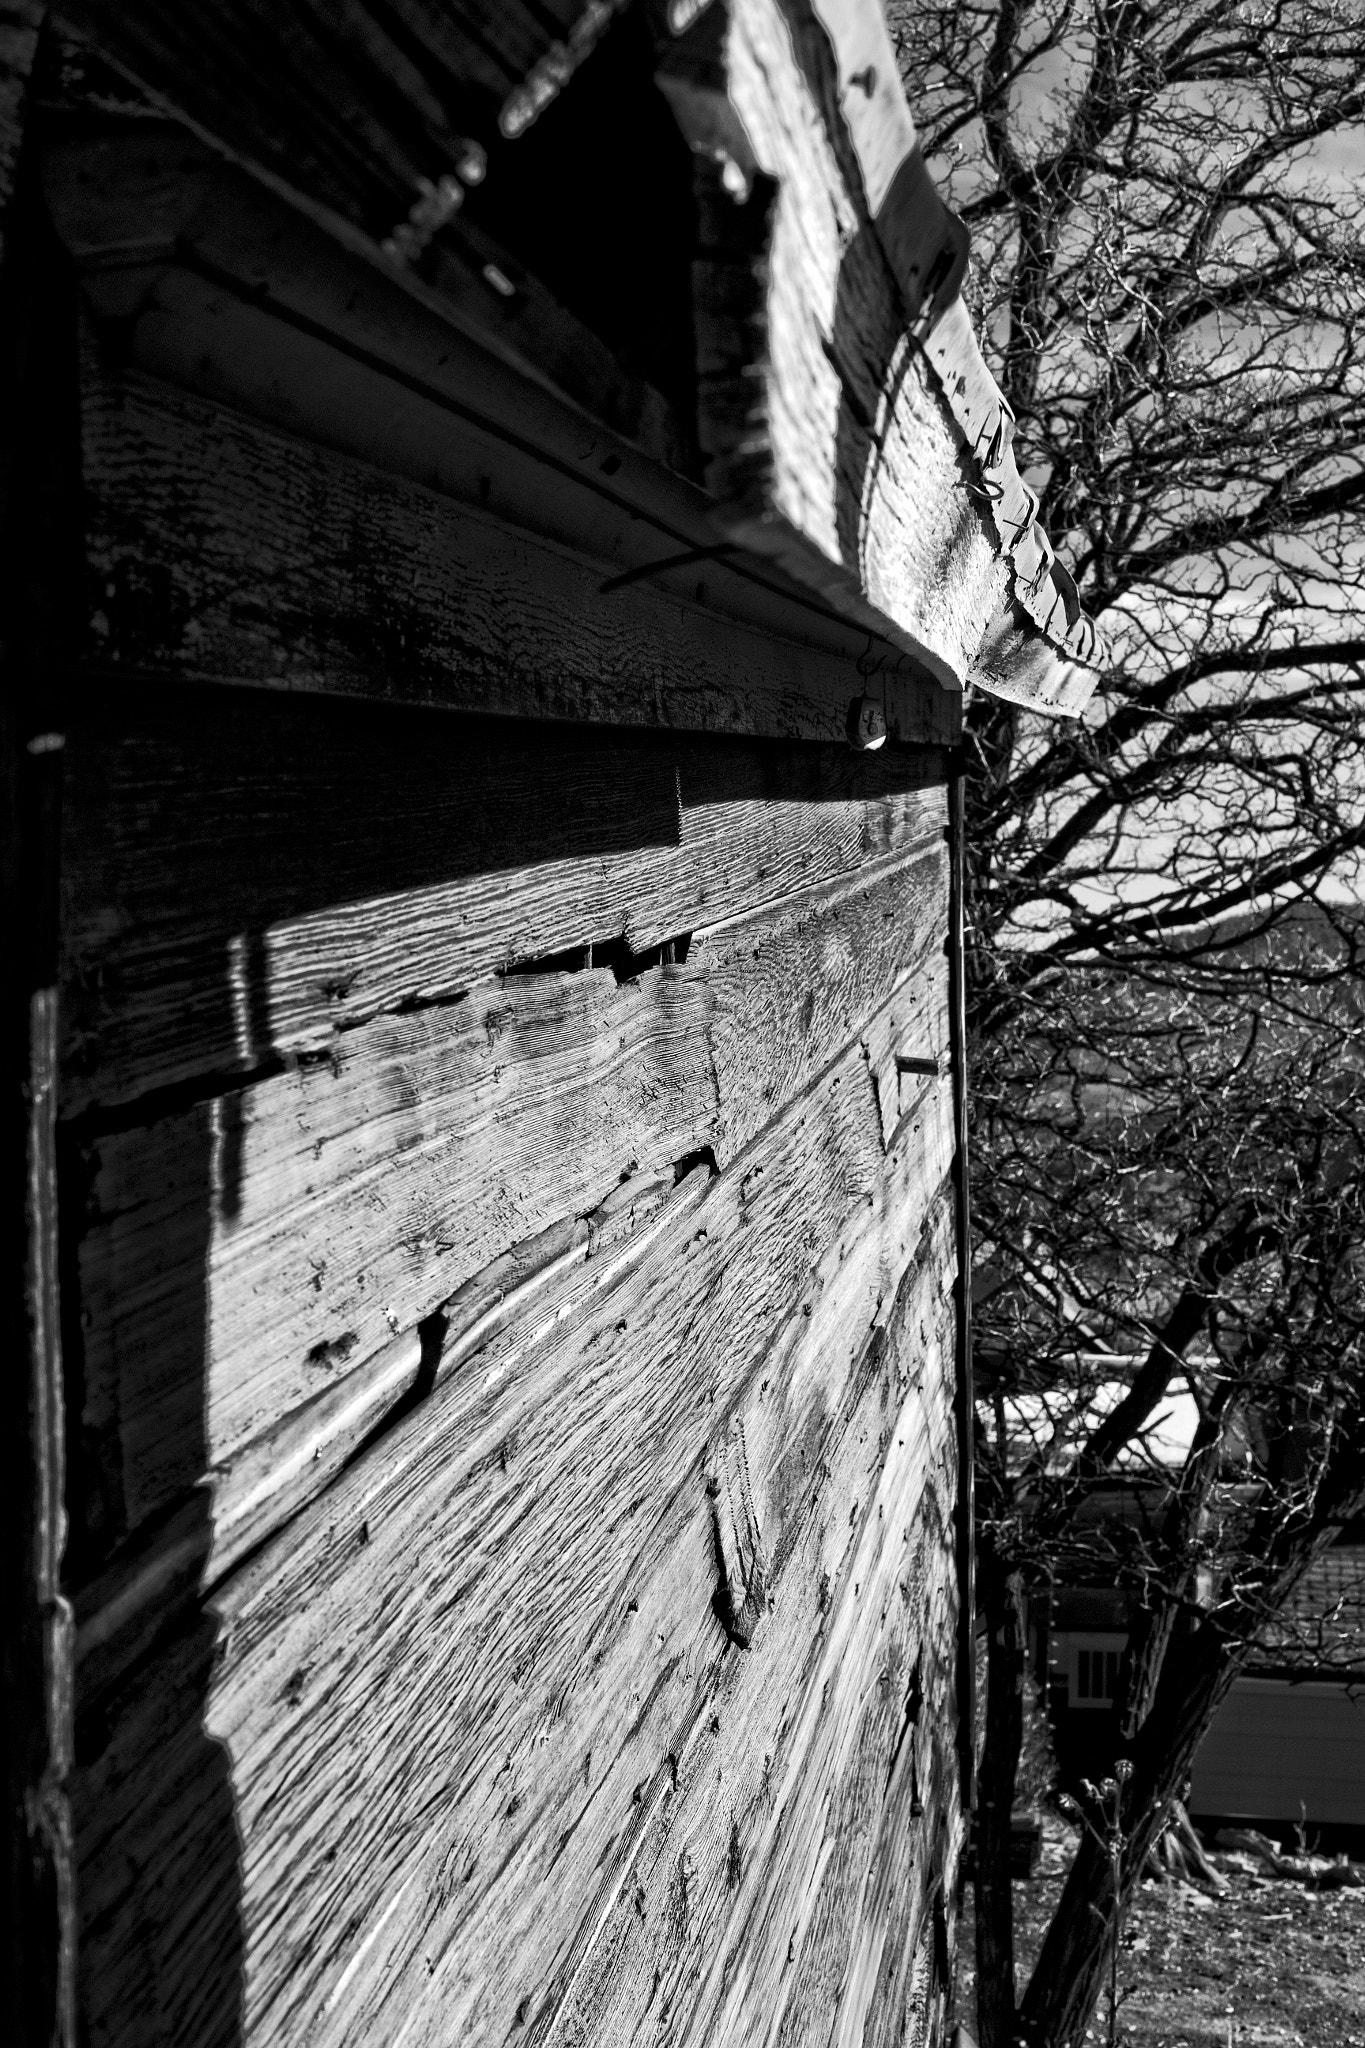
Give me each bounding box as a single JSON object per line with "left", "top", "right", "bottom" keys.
{"left": 657, "top": 0, "right": 1105, "bottom": 714}
{"left": 0, "top": 49, "right": 80, "bottom": 2042}
{"left": 41, "top": 123, "right": 956, "bottom": 746}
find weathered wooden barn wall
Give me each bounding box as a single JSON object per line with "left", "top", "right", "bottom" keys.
{"left": 0, "top": 1, "right": 1107, "bottom": 2040}
{"left": 58, "top": 416, "right": 965, "bottom": 2044}
{"left": 63, "top": 677, "right": 964, "bottom": 2047}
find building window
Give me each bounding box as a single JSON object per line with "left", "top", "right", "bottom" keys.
{"left": 1076, "top": 1646, "right": 1122, "bottom": 1703}
{"left": 1051, "top": 1631, "right": 1129, "bottom": 1710}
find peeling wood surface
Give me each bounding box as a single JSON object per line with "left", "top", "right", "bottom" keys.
{"left": 73, "top": 837, "right": 947, "bottom": 1573}
{"left": 62, "top": 672, "right": 965, "bottom": 2046}
{"left": 72, "top": 1016, "right": 961, "bottom": 2048}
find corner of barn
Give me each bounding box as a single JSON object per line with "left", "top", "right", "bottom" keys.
{"left": 2, "top": 5, "right": 1098, "bottom": 2044}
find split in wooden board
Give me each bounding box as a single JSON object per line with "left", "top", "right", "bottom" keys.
{"left": 72, "top": 826, "right": 949, "bottom": 1615}
{"left": 60, "top": 684, "right": 948, "bottom": 1113}
{"left": 71, "top": 1001, "right": 960, "bottom": 2048}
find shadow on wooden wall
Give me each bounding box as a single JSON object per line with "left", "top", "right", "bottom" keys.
{"left": 58, "top": 679, "right": 947, "bottom": 2042}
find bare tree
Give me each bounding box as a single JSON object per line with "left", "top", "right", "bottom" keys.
{"left": 894, "top": 0, "right": 1365, "bottom": 1001}
{"left": 974, "top": 926, "right": 1365, "bottom": 2040}
{"left": 888, "top": 4, "right": 1365, "bottom": 2042}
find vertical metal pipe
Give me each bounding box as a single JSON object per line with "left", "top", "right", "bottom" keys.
{"left": 948, "top": 757, "right": 976, "bottom": 1812}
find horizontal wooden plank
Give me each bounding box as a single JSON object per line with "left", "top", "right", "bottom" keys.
{"left": 44, "top": 127, "right": 956, "bottom": 738}
{"left": 59, "top": 686, "right": 947, "bottom": 1111}
{"left": 377, "top": 1197, "right": 958, "bottom": 2048}
{"left": 74, "top": 344, "right": 950, "bottom": 742}
{"left": 666, "top": 0, "right": 1006, "bottom": 689}
{"left": 71, "top": 1018, "right": 958, "bottom": 2048}
{"left": 69, "top": 1166, "right": 687, "bottom": 1705}
{"left": 533, "top": 1213, "right": 963, "bottom": 2048}
{"left": 71, "top": 841, "right": 948, "bottom": 1581}
{"left": 662, "top": 0, "right": 1102, "bottom": 714}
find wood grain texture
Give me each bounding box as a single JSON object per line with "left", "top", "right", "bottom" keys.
{"left": 71, "top": 1006, "right": 961, "bottom": 2048}
{"left": 59, "top": 685, "right": 947, "bottom": 1111}
{"left": 661, "top": 0, "right": 1103, "bottom": 714}
{"left": 71, "top": 837, "right": 947, "bottom": 1580}
{"left": 671, "top": 0, "right": 1007, "bottom": 688}
{"left": 42, "top": 24, "right": 976, "bottom": 2039}
{"left": 75, "top": 356, "right": 946, "bottom": 738}
{"left": 538, "top": 1208, "right": 963, "bottom": 2048}
{"left": 46, "top": 124, "right": 954, "bottom": 737}
{"left": 51, "top": 0, "right": 527, "bottom": 225}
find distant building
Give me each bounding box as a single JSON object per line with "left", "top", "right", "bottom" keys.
{"left": 1189, "top": 1542, "right": 1365, "bottom": 1838}
{"left": 1042, "top": 1528, "right": 1365, "bottom": 1840}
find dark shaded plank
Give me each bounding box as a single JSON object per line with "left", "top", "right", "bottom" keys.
{"left": 52, "top": 0, "right": 515, "bottom": 228}
{"left": 70, "top": 1020, "right": 957, "bottom": 2048}
{"left": 42, "top": 119, "right": 909, "bottom": 681}
{"left": 71, "top": 343, "right": 953, "bottom": 745}
{"left": 59, "top": 685, "right": 947, "bottom": 1111}
{"left": 0, "top": 98, "right": 83, "bottom": 2047}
